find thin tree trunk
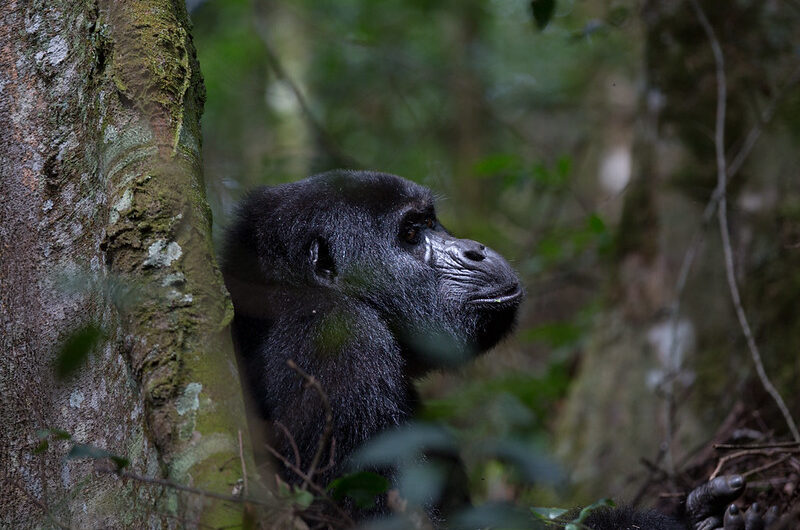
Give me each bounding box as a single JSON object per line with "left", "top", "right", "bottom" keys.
{"left": 0, "top": 1, "right": 253, "bottom": 527}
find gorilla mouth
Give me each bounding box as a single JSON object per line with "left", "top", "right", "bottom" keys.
{"left": 468, "top": 284, "right": 523, "bottom": 306}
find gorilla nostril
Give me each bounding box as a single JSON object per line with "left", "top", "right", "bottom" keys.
{"left": 464, "top": 249, "right": 485, "bottom": 262}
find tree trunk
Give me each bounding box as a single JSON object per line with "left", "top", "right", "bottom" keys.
{"left": 0, "top": 1, "right": 253, "bottom": 527}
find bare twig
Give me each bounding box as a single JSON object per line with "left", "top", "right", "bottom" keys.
{"left": 316, "top": 436, "right": 337, "bottom": 475}
{"left": 663, "top": 65, "right": 800, "bottom": 394}
{"left": 691, "top": 0, "right": 800, "bottom": 443}
{"left": 286, "top": 359, "right": 334, "bottom": 488}
{"left": 263, "top": 444, "right": 355, "bottom": 527}
{"left": 274, "top": 420, "right": 302, "bottom": 469}
{"left": 94, "top": 463, "right": 271, "bottom": 507}
{"left": 238, "top": 430, "right": 248, "bottom": 496}
{"left": 741, "top": 455, "right": 790, "bottom": 479}
{"left": 714, "top": 441, "right": 800, "bottom": 451}
{"left": 708, "top": 447, "right": 800, "bottom": 480}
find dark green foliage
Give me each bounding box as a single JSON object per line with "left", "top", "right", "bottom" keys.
{"left": 276, "top": 480, "right": 315, "bottom": 509}
{"left": 34, "top": 428, "right": 71, "bottom": 454}
{"left": 53, "top": 323, "right": 105, "bottom": 379}
{"left": 67, "top": 443, "right": 130, "bottom": 470}
{"left": 530, "top": 0, "right": 556, "bottom": 30}
{"left": 530, "top": 498, "right": 615, "bottom": 529}
{"left": 328, "top": 471, "right": 390, "bottom": 509}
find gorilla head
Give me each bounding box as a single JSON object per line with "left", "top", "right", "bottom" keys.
{"left": 222, "top": 169, "right": 521, "bottom": 487}
{"left": 224, "top": 170, "right": 521, "bottom": 372}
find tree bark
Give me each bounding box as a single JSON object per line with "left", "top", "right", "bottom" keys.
{"left": 0, "top": 1, "right": 253, "bottom": 527}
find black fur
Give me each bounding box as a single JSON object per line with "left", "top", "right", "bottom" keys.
{"left": 222, "top": 170, "right": 759, "bottom": 529}
{"left": 222, "top": 170, "right": 522, "bottom": 489}
{"left": 583, "top": 507, "right": 685, "bottom": 530}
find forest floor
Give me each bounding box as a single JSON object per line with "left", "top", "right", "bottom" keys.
{"left": 645, "top": 399, "right": 800, "bottom": 528}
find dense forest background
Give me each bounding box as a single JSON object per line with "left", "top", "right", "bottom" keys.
{"left": 2, "top": 0, "right": 798, "bottom": 527}
{"left": 191, "top": 0, "right": 800, "bottom": 516}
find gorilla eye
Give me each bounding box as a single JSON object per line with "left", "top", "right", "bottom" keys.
{"left": 402, "top": 225, "right": 421, "bottom": 245}
{"left": 425, "top": 218, "right": 434, "bottom": 229}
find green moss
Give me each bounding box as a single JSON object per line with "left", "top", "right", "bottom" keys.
{"left": 315, "top": 311, "right": 356, "bottom": 356}
{"left": 92, "top": 2, "right": 251, "bottom": 526}
{"left": 107, "top": 1, "right": 203, "bottom": 156}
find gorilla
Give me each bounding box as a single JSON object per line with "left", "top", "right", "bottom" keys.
{"left": 222, "top": 170, "right": 777, "bottom": 529}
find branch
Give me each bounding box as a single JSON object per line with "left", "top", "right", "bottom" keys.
{"left": 665, "top": 64, "right": 800, "bottom": 348}
{"left": 714, "top": 441, "right": 800, "bottom": 450}
{"left": 93, "top": 462, "right": 271, "bottom": 507}
{"left": 741, "top": 455, "right": 789, "bottom": 479}
{"left": 274, "top": 420, "right": 302, "bottom": 469}
{"left": 238, "top": 430, "right": 248, "bottom": 496}
{"left": 262, "top": 444, "right": 355, "bottom": 527}
{"left": 286, "top": 359, "right": 334, "bottom": 488}
{"left": 707, "top": 447, "right": 800, "bottom": 480}
{"left": 691, "top": 0, "right": 800, "bottom": 443}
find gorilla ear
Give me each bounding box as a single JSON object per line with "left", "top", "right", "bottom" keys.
{"left": 309, "top": 236, "right": 337, "bottom": 283}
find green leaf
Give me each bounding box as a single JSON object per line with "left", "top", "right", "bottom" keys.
{"left": 587, "top": 213, "right": 606, "bottom": 234}
{"left": 573, "top": 498, "right": 615, "bottom": 523}
{"left": 54, "top": 323, "right": 105, "bottom": 379}
{"left": 556, "top": 154, "right": 572, "bottom": 180}
{"left": 530, "top": 0, "right": 556, "bottom": 30}
{"left": 531, "top": 157, "right": 571, "bottom": 188}
{"left": 522, "top": 321, "right": 582, "bottom": 348}
{"left": 110, "top": 456, "right": 130, "bottom": 470}
{"left": 53, "top": 429, "right": 72, "bottom": 440}
{"left": 67, "top": 443, "right": 113, "bottom": 460}
{"left": 67, "top": 443, "right": 129, "bottom": 470}
{"left": 34, "top": 427, "right": 72, "bottom": 454}
{"left": 292, "top": 488, "right": 314, "bottom": 509}
{"left": 473, "top": 154, "right": 522, "bottom": 177}
{"left": 328, "top": 471, "right": 389, "bottom": 509}
{"left": 530, "top": 506, "right": 568, "bottom": 520}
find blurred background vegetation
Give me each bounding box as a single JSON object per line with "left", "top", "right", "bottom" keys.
{"left": 189, "top": 0, "right": 800, "bottom": 515}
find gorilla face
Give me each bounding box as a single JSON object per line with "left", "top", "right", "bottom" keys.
{"left": 387, "top": 197, "right": 522, "bottom": 367}
{"left": 293, "top": 171, "right": 523, "bottom": 371}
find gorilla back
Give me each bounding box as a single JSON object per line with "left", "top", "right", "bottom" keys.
{"left": 222, "top": 170, "right": 523, "bottom": 488}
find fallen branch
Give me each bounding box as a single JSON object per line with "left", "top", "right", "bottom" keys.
{"left": 741, "top": 455, "right": 790, "bottom": 479}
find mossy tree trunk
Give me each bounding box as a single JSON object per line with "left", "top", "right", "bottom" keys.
{"left": 0, "top": 1, "right": 253, "bottom": 527}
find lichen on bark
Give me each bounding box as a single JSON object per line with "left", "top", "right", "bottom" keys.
{"left": 0, "top": 0, "right": 253, "bottom": 527}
